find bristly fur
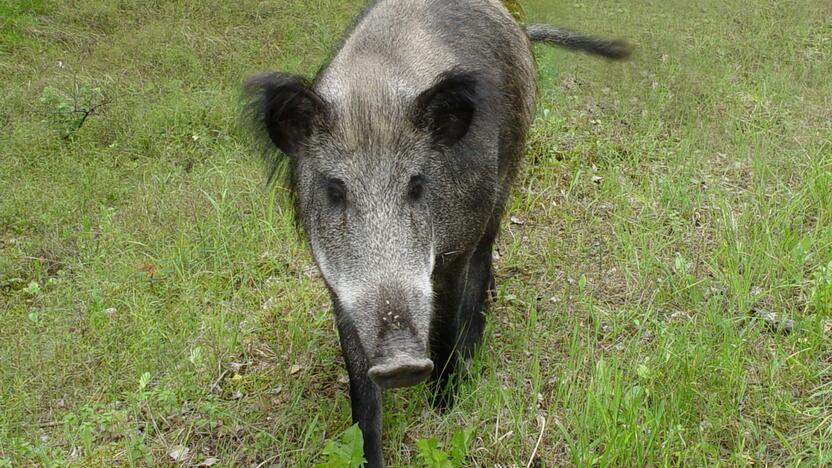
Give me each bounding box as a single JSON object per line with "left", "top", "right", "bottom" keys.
{"left": 238, "top": 1, "right": 631, "bottom": 465}
{"left": 525, "top": 24, "right": 632, "bottom": 60}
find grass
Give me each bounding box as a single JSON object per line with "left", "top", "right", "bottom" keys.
{"left": 1, "top": 0, "right": 830, "bottom": 465}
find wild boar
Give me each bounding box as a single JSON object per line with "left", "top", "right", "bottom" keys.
{"left": 244, "top": 0, "right": 630, "bottom": 465}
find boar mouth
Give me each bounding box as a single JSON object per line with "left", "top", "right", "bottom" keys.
{"left": 368, "top": 323, "right": 432, "bottom": 389}
{"left": 368, "top": 354, "right": 434, "bottom": 389}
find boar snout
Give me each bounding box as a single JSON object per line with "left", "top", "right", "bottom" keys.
{"left": 368, "top": 329, "right": 433, "bottom": 389}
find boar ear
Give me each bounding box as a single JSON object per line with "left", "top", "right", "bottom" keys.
{"left": 243, "top": 72, "right": 327, "bottom": 156}
{"left": 413, "top": 71, "right": 478, "bottom": 148}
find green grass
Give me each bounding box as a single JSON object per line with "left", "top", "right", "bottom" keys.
{"left": 1, "top": 0, "right": 830, "bottom": 465}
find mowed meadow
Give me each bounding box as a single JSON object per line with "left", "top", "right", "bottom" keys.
{"left": 1, "top": 0, "right": 830, "bottom": 465}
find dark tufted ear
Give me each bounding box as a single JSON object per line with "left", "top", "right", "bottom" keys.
{"left": 412, "top": 71, "right": 478, "bottom": 148}
{"left": 243, "top": 72, "right": 327, "bottom": 156}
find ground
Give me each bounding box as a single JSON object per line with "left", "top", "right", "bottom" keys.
{"left": 1, "top": 0, "right": 830, "bottom": 466}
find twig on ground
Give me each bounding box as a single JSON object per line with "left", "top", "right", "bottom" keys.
{"left": 527, "top": 415, "right": 546, "bottom": 468}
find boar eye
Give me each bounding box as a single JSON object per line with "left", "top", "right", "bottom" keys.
{"left": 407, "top": 175, "right": 425, "bottom": 202}
{"left": 326, "top": 178, "right": 346, "bottom": 206}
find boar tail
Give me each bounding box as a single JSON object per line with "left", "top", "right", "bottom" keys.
{"left": 525, "top": 24, "right": 632, "bottom": 60}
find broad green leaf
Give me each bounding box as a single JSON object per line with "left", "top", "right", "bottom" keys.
{"left": 416, "top": 438, "right": 453, "bottom": 468}
{"left": 449, "top": 428, "right": 474, "bottom": 465}
{"left": 315, "top": 424, "right": 366, "bottom": 468}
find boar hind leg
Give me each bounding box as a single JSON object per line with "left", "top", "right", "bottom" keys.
{"left": 336, "top": 315, "right": 384, "bottom": 467}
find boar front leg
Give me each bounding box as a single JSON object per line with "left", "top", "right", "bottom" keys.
{"left": 336, "top": 313, "right": 384, "bottom": 467}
